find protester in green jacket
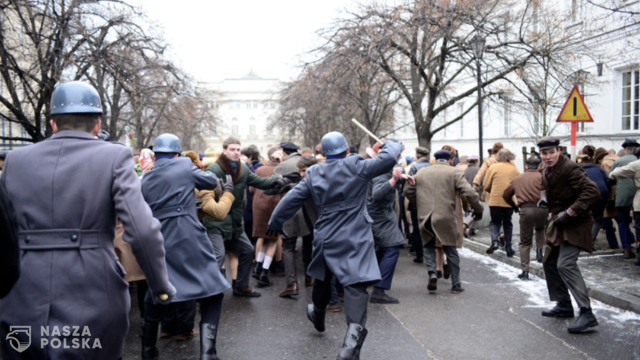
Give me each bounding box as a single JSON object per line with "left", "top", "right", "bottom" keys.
{"left": 205, "top": 136, "right": 280, "bottom": 297}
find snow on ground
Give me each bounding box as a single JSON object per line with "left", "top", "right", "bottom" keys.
{"left": 458, "top": 248, "right": 640, "bottom": 324}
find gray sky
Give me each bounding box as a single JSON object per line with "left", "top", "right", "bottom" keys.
{"left": 132, "top": 0, "right": 357, "bottom": 83}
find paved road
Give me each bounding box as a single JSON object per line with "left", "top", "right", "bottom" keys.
{"left": 119, "top": 243, "right": 640, "bottom": 360}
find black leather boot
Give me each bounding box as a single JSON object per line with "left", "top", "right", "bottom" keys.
{"left": 541, "top": 301, "right": 574, "bottom": 318}
{"left": 517, "top": 271, "right": 529, "bottom": 280}
{"left": 337, "top": 323, "right": 368, "bottom": 360}
{"left": 141, "top": 320, "right": 160, "bottom": 360}
{"left": 536, "top": 249, "right": 544, "bottom": 263}
{"left": 567, "top": 307, "right": 598, "bottom": 333}
{"left": 252, "top": 262, "right": 262, "bottom": 279}
{"left": 306, "top": 304, "right": 326, "bottom": 332}
{"left": 200, "top": 323, "right": 220, "bottom": 360}
{"left": 257, "top": 269, "right": 273, "bottom": 287}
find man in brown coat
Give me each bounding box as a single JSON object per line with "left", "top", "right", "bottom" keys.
{"left": 405, "top": 150, "right": 483, "bottom": 294}
{"left": 537, "top": 137, "right": 600, "bottom": 334}
{"left": 502, "top": 156, "right": 546, "bottom": 280}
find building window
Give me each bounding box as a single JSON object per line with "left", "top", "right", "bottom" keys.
{"left": 210, "top": 124, "right": 217, "bottom": 137}
{"left": 249, "top": 117, "right": 256, "bottom": 135}
{"left": 622, "top": 70, "right": 639, "bottom": 131}
{"left": 253, "top": 101, "right": 258, "bottom": 109}
{"left": 231, "top": 118, "right": 239, "bottom": 135}
{"left": 457, "top": 103, "right": 464, "bottom": 138}
{"left": 246, "top": 101, "right": 251, "bottom": 109}
{"left": 270, "top": 101, "right": 276, "bottom": 109}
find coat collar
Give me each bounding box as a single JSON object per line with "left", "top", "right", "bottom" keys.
{"left": 50, "top": 130, "right": 97, "bottom": 140}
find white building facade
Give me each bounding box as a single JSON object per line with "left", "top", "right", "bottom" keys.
{"left": 198, "top": 72, "right": 297, "bottom": 157}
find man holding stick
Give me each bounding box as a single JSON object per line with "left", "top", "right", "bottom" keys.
{"left": 267, "top": 129, "right": 407, "bottom": 360}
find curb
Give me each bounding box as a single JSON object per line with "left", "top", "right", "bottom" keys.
{"left": 463, "top": 238, "right": 640, "bottom": 315}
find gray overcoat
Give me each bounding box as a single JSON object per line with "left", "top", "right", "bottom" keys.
{"left": 0, "top": 130, "right": 170, "bottom": 360}
{"left": 367, "top": 171, "right": 406, "bottom": 248}
{"left": 268, "top": 142, "right": 402, "bottom": 286}
{"left": 273, "top": 153, "right": 311, "bottom": 238}
{"left": 405, "top": 163, "right": 483, "bottom": 247}
{"left": 141, "top": 157, "right": 230, "bottom": 301}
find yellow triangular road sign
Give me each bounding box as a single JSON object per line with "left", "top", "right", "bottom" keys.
{"left": 557, "top": 85, "right": 594, "bottom": 122}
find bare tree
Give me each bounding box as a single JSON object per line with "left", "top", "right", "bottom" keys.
{"left": 317, "top": 0, "right": 552, "bottom": 150}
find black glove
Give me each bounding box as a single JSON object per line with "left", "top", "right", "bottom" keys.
{"left": 554, "top": 211, "right": 572, "bottom": 225}
{"left": 473, "top": 211, "right": 483, "bottom": 221}
{"left": 537, "top": 199, "right": 548, "bottom": 209}
{"left": 512, "top": 206, "right": 520, "bottom": 214}
{"left": 282, "top": 172, "right": 302, "bottom": 183}
{"left": 153, "top": 282, "right": 176, "bottom": 305}
{"left": 270, "top": 178, "right": 289, "bottom": 189}
{"left": 220, "top": 174, "right": 234, "bottom": 193}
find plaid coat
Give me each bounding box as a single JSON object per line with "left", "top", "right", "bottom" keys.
{"left": 252, "top": 160, "right": 281, "bottom": 239}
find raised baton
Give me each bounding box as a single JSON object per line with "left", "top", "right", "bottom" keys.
{"left": 351, "top": 118, "right": 384, "bottom": 145}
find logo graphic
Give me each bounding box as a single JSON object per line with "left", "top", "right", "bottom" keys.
{"left": 6, "top": 326, "right": 31, "bottom": 353}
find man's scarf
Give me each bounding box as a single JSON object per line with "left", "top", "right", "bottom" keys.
{"left": 216, "top": 154, "right": 243, "bottom": 183}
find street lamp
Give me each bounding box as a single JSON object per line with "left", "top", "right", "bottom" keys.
{"left": 470, "top": 33, "right": 486, "bottom": 163}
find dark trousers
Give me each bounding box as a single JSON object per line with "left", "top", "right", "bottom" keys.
{"left": 133, "top": 280, "right": 149, "bottom": 319}
{"left": 634, "top": 212, "right": 640, "bottom": 247}
{"left": 208, "top": 232, "right": 254, "bottom": 288}
{"left": 374, "top": 246, "right": 400, "bottom": 290}
{"left": 244, "top": 219, "right": 258, "bottom": 247}
{"left": 282, "top": 234, "right": 314, "bottom": 286}
{"left": 160, "top": 300, "right": 197, "bottom": 336}
{"left": 329, "top": 277, "right": 343, "bottom": 305}
{"left": 489, "top": 207, "right": 514, "bottom": 246}
{"left": 424, "top": 239, "right": 461, "bottom": 287}
{"left": 144, "top": 291, "right": 224, "bottom": 329}
{"left": 590, "top": 200, "right": 606, "bottom": 245}
{"left": 599, "top": 217, "right": 620, "bottom": 248}
{"left": 410, "top": 205, "right": 423, "bottom": 260}
{"left": 543, "top": 242, "right": 591, "bottom": 309}
{"left": 312, "top": 268, "right": 369, "bottom": 326}
{"left": 616, "top": 207, "right": 635, "bottom": 249}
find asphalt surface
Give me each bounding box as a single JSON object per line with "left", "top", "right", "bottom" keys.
{"left": 118, "top": 241, "right": 640, "bottom": 360}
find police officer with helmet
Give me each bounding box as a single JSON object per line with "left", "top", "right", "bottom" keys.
{"left": 140, "top": 133, "right": 231, "bottom": 360}
{"left": 268, "top": 131, "right": 404, "bottom": 360}
{"left": 0, "top": 81, "right": 173, "bottom": 360}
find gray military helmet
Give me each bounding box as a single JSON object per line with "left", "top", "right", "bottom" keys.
{"left": 153, "top": 133, "right": 181, "bottom": 154}
{"left": 50, "top": 81, "right": 103, "bottom": 115}
{"left": 321, "top": 131, "right": 349, "bottom": 156}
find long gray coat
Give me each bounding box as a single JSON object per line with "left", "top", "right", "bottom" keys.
{"left": 367, "top": 171, "right": 406, "bottom": 248}
{"left": 0, "top": 130, "right": 170, "bottom": 360}
{"left": 268, "top": 142, "right": 403, "bottom": 286}
{"left": 141, "top": 157, "right": 230, "bottom": 301}
{"left": 273, "top": 153, "right": 311, "bottom": 238}
{"left": 405, "top": 163, "right": 483, "bottom": 247}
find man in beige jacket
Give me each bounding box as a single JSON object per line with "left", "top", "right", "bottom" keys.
{"left": 405, "top": 150, "right": 483, "bottom": 294}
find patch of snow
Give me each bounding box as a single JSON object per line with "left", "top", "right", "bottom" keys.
{"left": 459, "top": 248, "right": 640, "bottom": 323}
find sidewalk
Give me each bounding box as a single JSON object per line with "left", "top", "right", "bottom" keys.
{"left": 463, "top": 212, "right": 640, "bottom": 314}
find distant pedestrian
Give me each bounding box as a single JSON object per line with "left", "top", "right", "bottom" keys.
{"left": 483, "top": 148, "right": 521, "bottom": 256}
{"left": 609, "top": 138, "right": 639, "bottom": 259}
{"left": 502, "top": 155, "right": 546, "bottom": 280}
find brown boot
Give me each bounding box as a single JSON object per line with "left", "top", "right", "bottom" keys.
{"left": 279, "top": 281, "right": 299, "bottom": 297}
{"left": 623, "top": 248, "right": 637, "bottom": 259}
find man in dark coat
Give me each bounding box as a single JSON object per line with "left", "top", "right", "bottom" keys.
{"left": 274, "top": 141, "right": 314, "bottom": 295}
{"left": 141, "top": 133, "right": 230, "bottom": 359}
{"left": 268, "top": 132, "right": 403, "bottom": 360}
{"left": 537, "top": 136, "right": 600, "bottom": 333}
{"left": 367, "top": 165, "right": 406, "bottom": 304}
{"left": 1, "top": 81, "right": 172, "bottom": 360}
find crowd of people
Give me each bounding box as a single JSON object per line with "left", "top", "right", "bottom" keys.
{"left": 1, "top": 81, "right": 639, "bottom": 359}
